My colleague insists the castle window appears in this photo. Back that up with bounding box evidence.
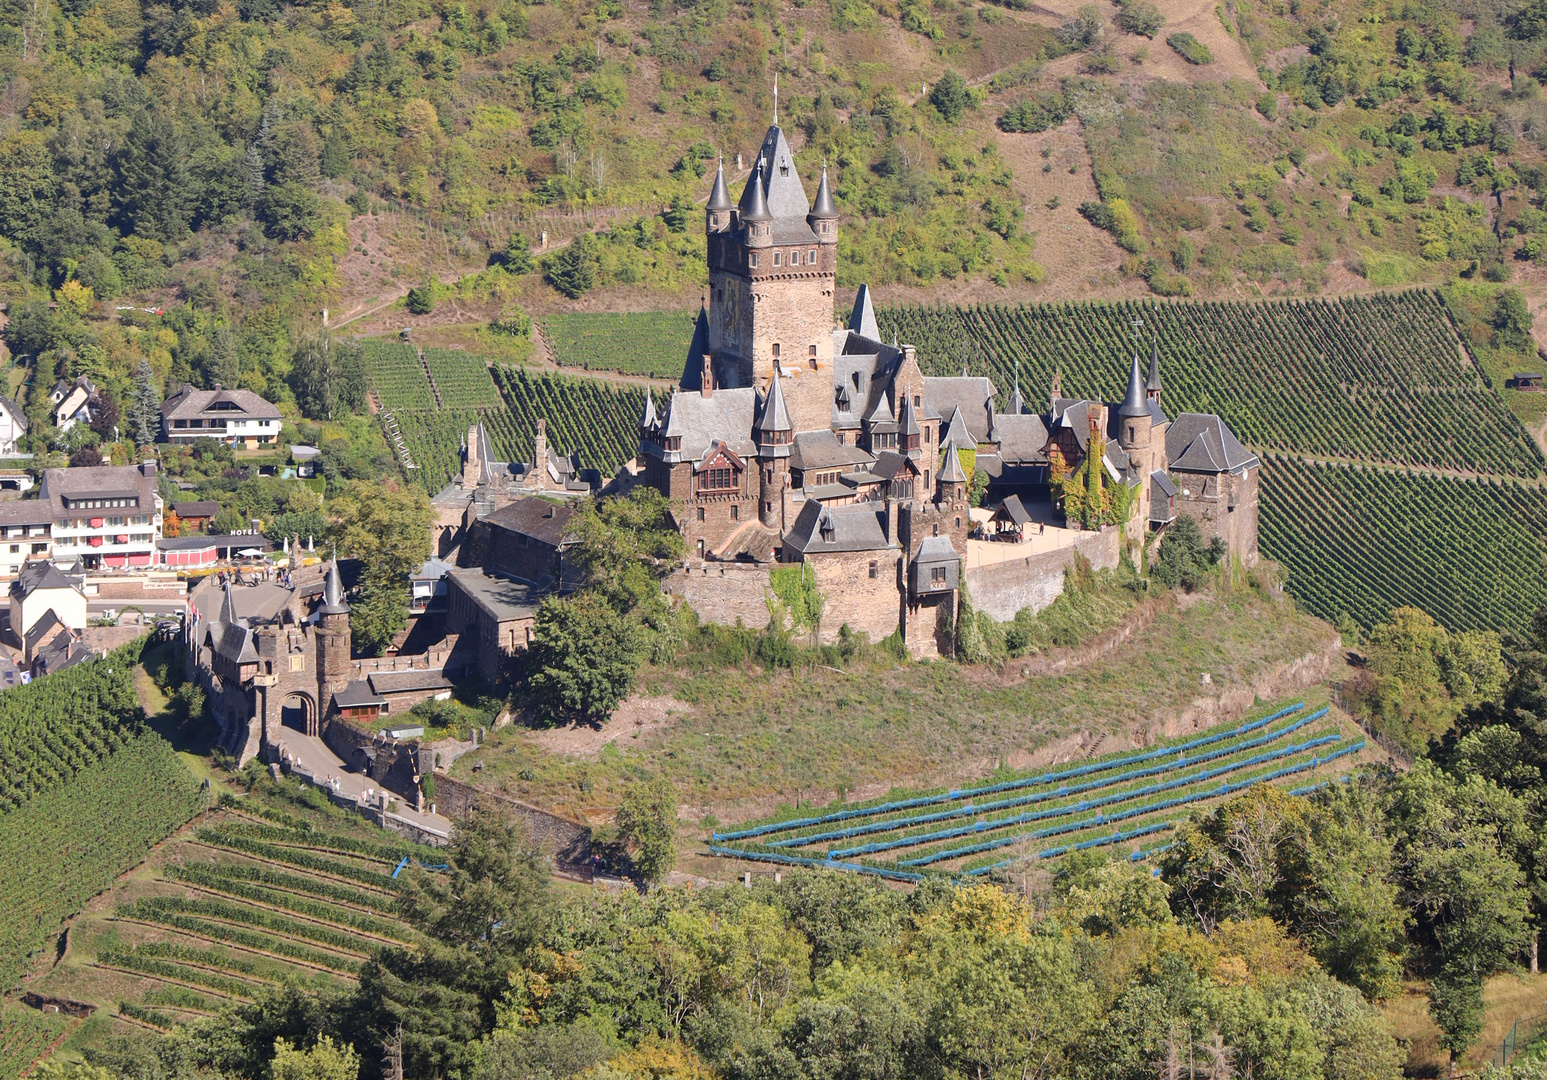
[715,288,723,302]
[697,507,705,522]
[924,427,931,444]
[932,566,946,585]
[772,252,781,266]
[1128,425,1135,442]
[808,250,817,264]
[933,524,939,537]
[731,504,740,521]
[869,561,878,578]
[702,467,734,490]
[809,344,817,357]
[750,253,758,267]
[772,343,781,359]
[955,517,961,528]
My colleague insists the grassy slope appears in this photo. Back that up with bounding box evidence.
[451,585,1340,827]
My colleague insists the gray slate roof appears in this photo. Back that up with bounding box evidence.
[10,561,83,600]
[783,500,895,555]
[995,414,1049,465]
[660,388,758,462]
[484,497,575,547]
[752,125,811,220]
[924,377,996,442]
[42,464,158,512]
[994,494,1033,526]
[789,430,874,472]
[368,670,455,695]
[1166,414,1259,474]
[0,501,55,527]
[914,536,958,565]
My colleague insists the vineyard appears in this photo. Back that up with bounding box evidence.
[874,292,1544,478]
[1260,455,1547,632]
[540,310,696,379]
[389,369,647,494]
[709,702,1365,882]
[0,733,204,992]
[421,348,503,409]
[0,1004,65,1080]
[358,339,435,411]
[17,796,437,1055]
[0,642,142,813]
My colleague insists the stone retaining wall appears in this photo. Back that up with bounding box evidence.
[965,529,1120,622]
[435,774,591,864]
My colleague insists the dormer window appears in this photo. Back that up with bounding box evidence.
[779,156,790,176]
[820,516,835,542]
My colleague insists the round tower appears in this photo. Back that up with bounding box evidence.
[705,156,734,234]
[739,159,772,249]
[315,556,351,729]
[809,165,838,247]
[1117,351,1152,458]
[755,367,792,528]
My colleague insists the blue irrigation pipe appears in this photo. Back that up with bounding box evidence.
[776,708,1330,852]
[711,701,1307,842]
[897,740,1366,868]
[826,729,1340,860]
[705,845,931,883]
[391,856,410,879]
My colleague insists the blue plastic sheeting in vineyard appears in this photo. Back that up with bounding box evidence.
[962,823,1178,876]
[897,740,1366,868]
[711,702,1306,842]
[1131,842,1175,862]
[705,845,931,883]
[828,729,1340,860]
[778,709,1329,852]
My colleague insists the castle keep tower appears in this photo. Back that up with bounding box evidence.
[315,557,351,728]
[705,126,838,398]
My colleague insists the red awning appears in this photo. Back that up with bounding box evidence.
[116,534,129,544]
[89,518,103,528]
[88,536,102,547]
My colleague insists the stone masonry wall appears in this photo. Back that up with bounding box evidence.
[966,529,1120,623]
[806,549,903,645]
[664,561,774,630]
[435,774,591,864]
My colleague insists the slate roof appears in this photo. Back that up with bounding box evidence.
[10,561,83,600]
[789,430,875,472]
[659,388,758,461]
[208,585,259,665]
[751,125,812,221]
[995,414,1049,464]
[157,535,219,551]
[1166,414,1259,474]
[706,159,733,211]
[0,395,27,435]
[0,501,55,527]
[849,284,880,342]
[1118,353,1148,419]
[938,441,969,484]
[42,464,158,511]
[994,494,1034,526]
[24,609,68,653]
[871,451,917,482]
[483,497,575,547]
[446,569,544,623]
[319,560,350,616]
[756,368,792,434]
[368,670,455,695]
[335,680,389,708]
[161,384,280,422]
[783,500,895,555]
[173,501,221,519]
[1150,470,1178,523]
[914,536,958,564]
[923,377,996,441]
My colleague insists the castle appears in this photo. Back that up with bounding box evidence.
[643,123,1260,656]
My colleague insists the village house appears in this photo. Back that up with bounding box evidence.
[160,384,282,448]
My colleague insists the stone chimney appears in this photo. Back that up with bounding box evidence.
[532,418,549,483]
[140,459,157,479]
[700,353,714,398]
[462,427,480,487]
[902,345,916,365]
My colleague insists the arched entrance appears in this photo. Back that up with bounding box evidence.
[280,691,316,736]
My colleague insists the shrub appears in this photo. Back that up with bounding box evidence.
[998,92,1072,133]
[405,283,436,314]
[929,69,972,122]
[1057,4,1105,49]
[1115,0,1163,37]
[1152,514,1225,591]
[1167,31,1213,64]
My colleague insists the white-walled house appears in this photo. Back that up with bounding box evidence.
[160,385,282,449]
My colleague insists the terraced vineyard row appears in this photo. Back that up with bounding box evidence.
[540,310,696,379]
[0,1004,66,1080]
[358,340,434,411]
[1260,454,1547,632]
[0,733,204,991]
[875,291,1544,478]
[421,348,503,409]
[709,703,1365,882]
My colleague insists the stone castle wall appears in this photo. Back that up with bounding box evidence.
[965,529,1120,623]
[664,561,774,630]
[806,549,902,645]
[434,774,592,865]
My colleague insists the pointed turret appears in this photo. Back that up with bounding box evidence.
[756,365,793,441]
[320,554,350,616]
[640,389,657,432]
[1008,367,1024,415]
[739,159,771,222]
[898,392,922,455]
[939,439,969,484]
[849,284,880,342]
[706,155,734,233]
[809,165,838,247]
[220,583,245,628]
[1146,338,1163,403]
[1118,351,1148,419]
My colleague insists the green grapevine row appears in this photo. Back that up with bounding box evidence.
[1260,454,1547,632]
[874,290,1543,478]
[0,734,203,991]
[0,1004,66,1080]
[163,864,413,941]
[0,643,144,812]
[421,348,504,409]
[540,310,697,379]
[359,340,436,410]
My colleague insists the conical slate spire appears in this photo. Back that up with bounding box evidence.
[1146,338,1163,393]
[1008,364,1024,415]
[849,284,880,341]
[938,438,969,483]
[757,365,792,435]
[811,166,837,219]
[640,390,657,431]
[706,156,733,211]
[739,159,771,222]
[898,392,921,438]
[320,553,350,616]
[1118,351,1149,419]
[221,583,245,627]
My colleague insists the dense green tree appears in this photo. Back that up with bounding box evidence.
[115,111,193,241]
[565,487,686,608]
[0,131,58,249]
[291,334,366,421]
[270,1035,358,1080]
[131,359,160,447]
[1493,288,1535,352]
[546,235,596,299]
[1152,513,1226,591]
[929,69,972,123]
[527,591,642,724]
[614,778,679,885]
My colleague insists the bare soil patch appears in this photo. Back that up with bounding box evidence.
[524,694,691,758]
